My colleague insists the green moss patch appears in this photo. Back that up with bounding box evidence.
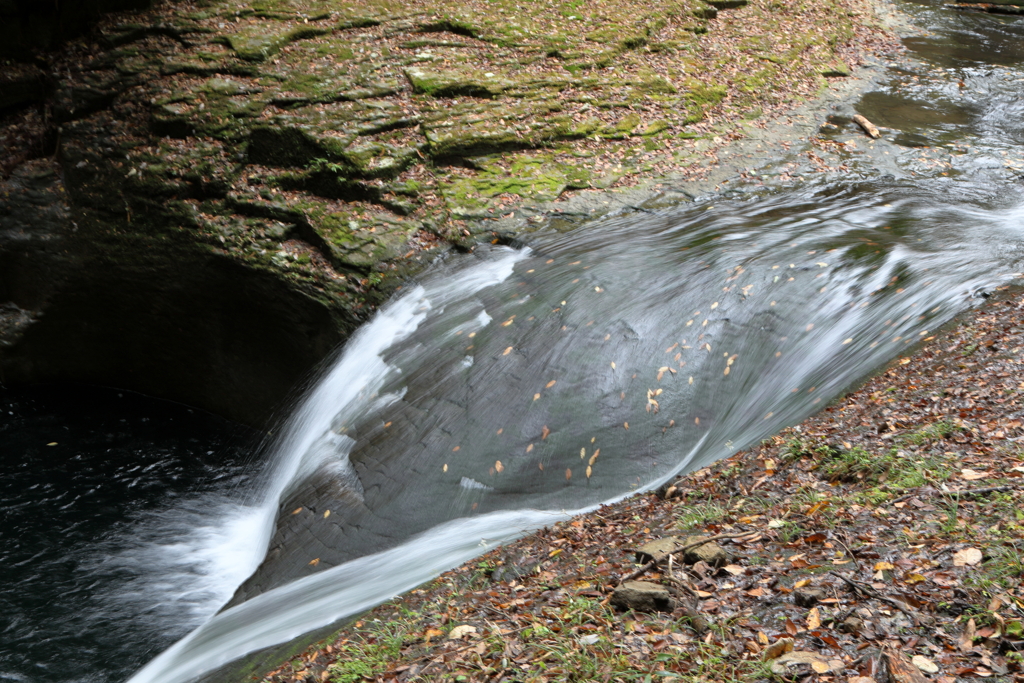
[225,25,331,61]
[440,152,593,216]
[404,65,512,98]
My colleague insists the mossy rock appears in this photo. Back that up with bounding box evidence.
[415,16,484,40]
[247,102,423,177]
[425,121,527,158]
[202,77,261,96]
[421,100,566,157]
[337,15,383,29]
[820,60,851,77]
[310,209,421,268]
[586,27,647,50]
[249,125,353,168]
[687,81,728,107]
[225,25,331,61]
[594,112,641,139]
[404,66,512,98]
[440,152,593,214]
[640,119,672,136]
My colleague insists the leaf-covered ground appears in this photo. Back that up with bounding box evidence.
[263,289,1024,682]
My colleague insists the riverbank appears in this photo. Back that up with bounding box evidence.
[0,0,900,424]
[261,290,1024,683]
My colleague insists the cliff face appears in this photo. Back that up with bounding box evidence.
[0,0,153,58]
[0,0,871,422]
[0,158,357,425]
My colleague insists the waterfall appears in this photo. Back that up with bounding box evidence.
[126,180,1024,683]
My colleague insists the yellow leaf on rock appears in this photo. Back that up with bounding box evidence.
[811,661,830,674]
[495,460,504,473]
[323,510,331,519]
[794,579,810,588]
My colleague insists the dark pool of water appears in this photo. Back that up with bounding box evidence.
[0,385,259,683]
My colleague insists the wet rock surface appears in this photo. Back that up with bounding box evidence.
[263,292,1024,683]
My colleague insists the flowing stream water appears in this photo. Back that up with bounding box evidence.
[3,0,1024,681]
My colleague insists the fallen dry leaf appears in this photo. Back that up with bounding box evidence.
[448,624,477,639]
[886,651,930,683]
[953,547,983,566]
[960,618,977,652]
[770,651,840,675]
[762,637,794,660]
[912,655,939,674]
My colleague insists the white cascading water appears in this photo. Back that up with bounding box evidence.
[127,247,536,683]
